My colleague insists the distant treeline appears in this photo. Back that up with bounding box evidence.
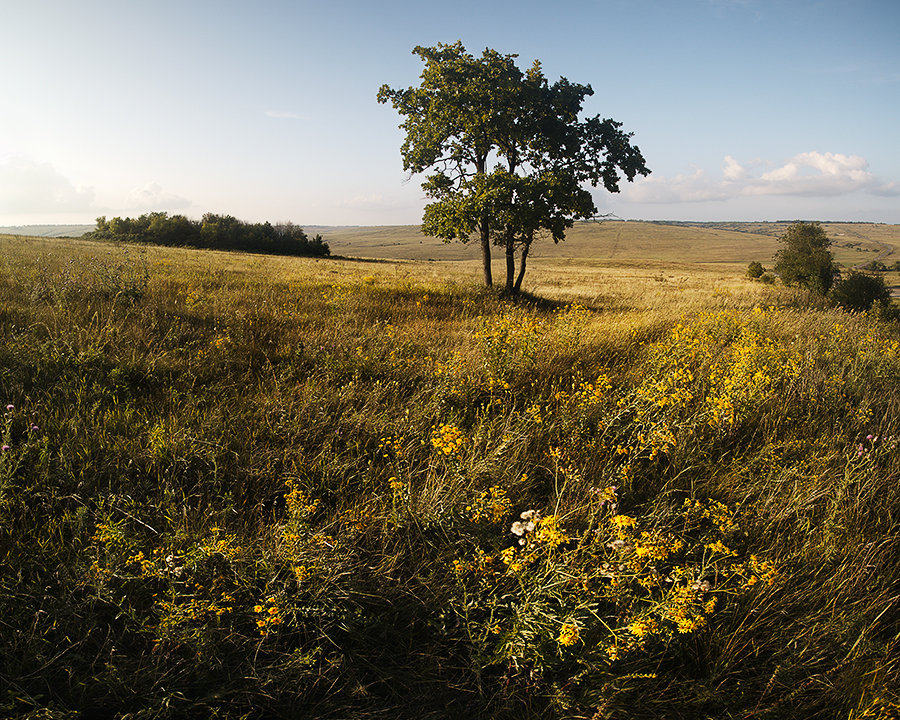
[88,212,330,257]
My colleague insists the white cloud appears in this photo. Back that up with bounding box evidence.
[128,182,191,211]
[626,151,900,203]
[0,155,95,214]
[750,152,874,196]
[626,167,731,203]
[722,155,748,182]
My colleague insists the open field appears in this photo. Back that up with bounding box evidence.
[5,219,896,276]
[1,233,900,718]
[310,220,899,268]
[310,220,900,294]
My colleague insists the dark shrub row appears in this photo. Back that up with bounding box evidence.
[90,212,330,257]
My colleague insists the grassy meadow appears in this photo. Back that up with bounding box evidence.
[1,231,900,719]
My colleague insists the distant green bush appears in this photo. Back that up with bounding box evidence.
[830,271,891,312]
[759,272,776,284]
[89,212,330,257]
[747,261,764,279]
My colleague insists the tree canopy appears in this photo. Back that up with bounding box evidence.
[378,42,650,293]
[773,221,836,295]
[89,213,329,257]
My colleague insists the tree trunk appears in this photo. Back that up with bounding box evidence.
[480,215,492,287]
[504,229,516,294]
[476,155,492,287]
[513,241,530,294]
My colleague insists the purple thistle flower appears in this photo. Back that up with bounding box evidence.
[1,445,9,452]
[4,404,13,411]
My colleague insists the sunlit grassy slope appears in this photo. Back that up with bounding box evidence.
[312,220,898,269]
[1,233,899,719]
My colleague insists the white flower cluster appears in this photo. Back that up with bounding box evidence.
[511,509,540,545]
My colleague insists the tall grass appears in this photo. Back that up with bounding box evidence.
[1,236,898,719]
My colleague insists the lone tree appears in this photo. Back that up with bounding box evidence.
[378,42,650,293]
[774,221,836,295]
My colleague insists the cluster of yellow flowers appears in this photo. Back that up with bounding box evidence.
[557,621,580,647]
[730,555,778,588]
[634,530,684,561]
[429,350,467,385]
[126,549,161,578]
[378,435,405,460]
[284,478,319,518]
[610,514,637,535]
[320,282,349,308]
[340,506,377,534]
[184,285,202,309]
[683,498,740,534]
[451,483,778,675]
[524,403,544,424]
[474,311,543,379]
[705,539,738,557]
[534,515,569,550]
[500,511,571,574]
[152,579,237,643]
[466,485,512,524]
[200,527,243,561]
[431,423,465,456]
[254,597,282,636]
[636,423,677,461]
[637,308,805,428]
[572,374,614,410]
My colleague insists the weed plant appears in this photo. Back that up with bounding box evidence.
[0,237,899,719]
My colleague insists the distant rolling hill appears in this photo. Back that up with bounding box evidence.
[3,221,896,269]
[310,220,898,268]
[0,224,94,237]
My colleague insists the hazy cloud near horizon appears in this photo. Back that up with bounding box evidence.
[128,183,192,212]
[0,155,196,222]
[626,151,900,205]
[0,156,95,215]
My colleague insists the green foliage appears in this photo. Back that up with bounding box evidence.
[91,212,329,257]
[830,271,892,313]
[774,221,836,294]
[378,42,649,293]
[747,260,764,278]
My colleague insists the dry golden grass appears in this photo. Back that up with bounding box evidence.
[2,230,900,719]
[307,220,899,268]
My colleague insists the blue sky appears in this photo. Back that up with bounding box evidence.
[2,0,898,227]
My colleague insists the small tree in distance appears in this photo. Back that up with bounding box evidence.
[747,261,764,279]
[378,42,650,294]
[774,221,836,295]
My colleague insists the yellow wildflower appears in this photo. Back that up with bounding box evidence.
[558,622,580,647]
